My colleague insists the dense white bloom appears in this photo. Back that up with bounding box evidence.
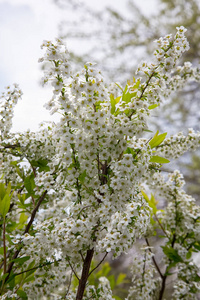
[1,27,200,299]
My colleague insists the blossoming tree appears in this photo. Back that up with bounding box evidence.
[0,27,200,299]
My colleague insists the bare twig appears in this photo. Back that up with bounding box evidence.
[65,270,73,299]
[66,256,80,281]
[154,214,170,239]
[5,190,47,281]
[145,238,163,279]
[88,252,108,277]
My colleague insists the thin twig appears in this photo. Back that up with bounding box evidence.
[66,256,80,281]
[12,260,56,277]
[88,252,108,277]
[77,205,93,217]
[154,214,170,239]
[145,238,163,279]
[79,251,84,262]
[65,270,73,299]
[24,190,47,234]
[5,190,47,281]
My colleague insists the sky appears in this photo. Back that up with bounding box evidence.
[0,0,157,132]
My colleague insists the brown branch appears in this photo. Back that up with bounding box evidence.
[154,214,170,239]
[24,190,47,234]
[66,256,80,281]
[77,205,93,217]
[145,238,163,279]
[79,251,84,262]
[76,249,94,300]
[129,70,156,119]
[2,143,20,149]
[158,274,167,300]
[3,219,7,275]
[5,190,47,281]
[12,260,55,277]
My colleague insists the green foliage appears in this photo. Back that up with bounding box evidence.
[0,182,12,218]
[149,131,167,149]
[149,155,170,164]
[162,246,184,264]
[24,174,35,196]
[110,94,121,115]
[30,158,50,172]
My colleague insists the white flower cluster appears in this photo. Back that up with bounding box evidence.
[135,26,199,108]
[148,170,200,237]
[0,84,22,138]
[86,277,114,300]
[126,247,161,300]
[173,263,200,299]
[156,128,200,159]
[147,170,200,298]
[1,26,200,299]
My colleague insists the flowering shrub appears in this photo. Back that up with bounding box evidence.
[0,27,200,300]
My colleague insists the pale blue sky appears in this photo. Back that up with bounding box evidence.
[0,0,157,132]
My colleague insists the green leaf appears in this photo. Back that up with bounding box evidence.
[116,273,127,285]
[141,190,149,202]
[186,251,192,259]
[193,274,200,282]
[6,221,18,232]
[18,193,26,206]
[162,246,184,263]
[110,94,121,114]
[6,182,12,195]
[193,243,200,251]
[31,158,50,172]
[0,194,10,218]
[149,156,170,164]
[108,274,115,289]
[96,262,111,278]
[24,174,35,194]
[124,147,136,156]
[0,182,6,200]
[148,104,159,110]
[149,131,167,148]
[115,83,123,91]
[17,289,28,299]
[113,296,123,300]
[150,194,158,214]
[0,246,7,255]
[6,273,18,284]
[78,170,87,183]
[1,273,9,281]
[122,84,137,104]
[18,213,28,229]
[141,191,158,225]
[24,275,35,284]
[9,256,30,265]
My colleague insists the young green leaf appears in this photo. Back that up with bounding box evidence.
[149,156,170,164]
[0,194,11,218]
[162,246,184,263]
[116,273,127,286]
[17,289,28,299]
[148,104,159,110]
[149,131,167,148]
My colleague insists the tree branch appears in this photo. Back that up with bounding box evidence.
[66,256,80,281]
[145,238,163,279]
[76,249,94,300]
[5,190,47,282]
[88,252,108,277]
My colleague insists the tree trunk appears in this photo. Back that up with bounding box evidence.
[76,248,94,300]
